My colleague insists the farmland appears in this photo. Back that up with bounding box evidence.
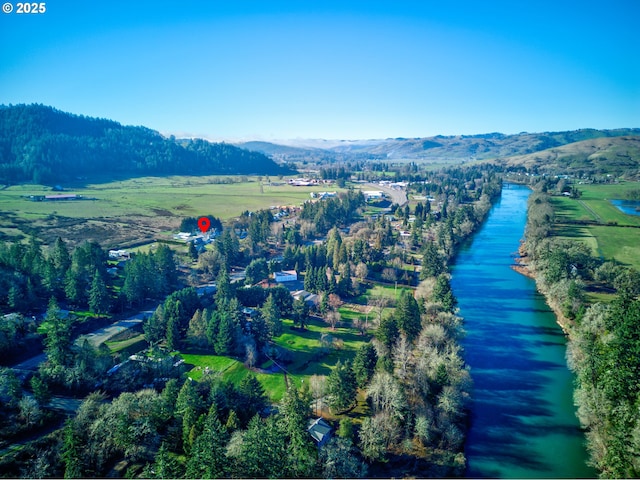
[0,176,346,248]
[549,181,640,270]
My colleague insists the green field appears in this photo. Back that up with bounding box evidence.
[550,182,640,269]
[180,314,370,402]
[0,175,348,247]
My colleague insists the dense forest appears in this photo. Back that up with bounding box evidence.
[0,104,294,184]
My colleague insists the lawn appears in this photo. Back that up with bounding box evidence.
[179,315,370,402]
[106,334,148,355]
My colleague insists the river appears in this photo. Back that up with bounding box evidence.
[450,184,596,478]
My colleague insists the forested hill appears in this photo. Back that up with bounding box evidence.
[0,104,294,184]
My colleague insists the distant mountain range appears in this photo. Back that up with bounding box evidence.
[237,129,640,165]
[0,104,294,184]
[236,128,640,177]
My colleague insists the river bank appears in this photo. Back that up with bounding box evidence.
[451,183,594,478]
[511,245,573,334]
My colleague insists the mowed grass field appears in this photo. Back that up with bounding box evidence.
[550,182,640,269]
[0,175,346,247]
[180,311,371,402]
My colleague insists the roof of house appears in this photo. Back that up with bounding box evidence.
[308,418,332,444]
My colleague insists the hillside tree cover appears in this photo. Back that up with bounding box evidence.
[0,104,294,184]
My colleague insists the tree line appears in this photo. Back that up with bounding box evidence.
[523,182,640,477]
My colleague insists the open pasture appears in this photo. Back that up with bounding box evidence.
[550,182,640,269]
[0,175,345,247]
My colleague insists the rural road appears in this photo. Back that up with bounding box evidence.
[76,312,152,348]
[11,282,223,373]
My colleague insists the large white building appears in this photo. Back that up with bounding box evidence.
[274,270,298,283]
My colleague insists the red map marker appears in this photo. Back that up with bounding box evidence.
[197,217,211,233]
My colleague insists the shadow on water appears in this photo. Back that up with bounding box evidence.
[452,185,595,479]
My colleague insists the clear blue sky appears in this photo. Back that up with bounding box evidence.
[1,0,638,140]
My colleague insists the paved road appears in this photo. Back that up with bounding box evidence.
[366,183,408,206]
[12,282,225,373]
[76,314,150,348]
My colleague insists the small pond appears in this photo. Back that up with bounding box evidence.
[611,199,640,217]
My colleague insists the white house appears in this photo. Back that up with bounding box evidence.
[274,270,298,283]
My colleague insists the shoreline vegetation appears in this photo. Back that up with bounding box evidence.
[516,179,640,478]
[512,244,573,334]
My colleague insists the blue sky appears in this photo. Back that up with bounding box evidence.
[1,0,638,140]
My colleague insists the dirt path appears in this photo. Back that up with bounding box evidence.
[578,200,603,223]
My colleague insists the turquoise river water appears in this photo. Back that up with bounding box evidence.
[450,184,596,478]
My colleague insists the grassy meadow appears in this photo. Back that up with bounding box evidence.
[550,182,640,270]
[0,175,346,247]
[179,294,379,403]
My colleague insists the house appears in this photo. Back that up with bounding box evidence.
[308,418,332,447]
[292,290,319,306]
[274,270,297,283]
[242,307,258,318]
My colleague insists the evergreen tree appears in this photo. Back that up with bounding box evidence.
[155,244,177,294]
[279,385,317,477]
[237,374,267,425]
[245,258,268,285]
[166,315,181,351]
[420,241,445,279]
[144,305,166,345]
[304,267,315,292]
[187,309,208,347]
[215,265,233,304]
[61,420,83,479]
[327,360,357,413]
[88,270,110,314]
[432,274,457,312]
[260,293,282,338]
[30,375,51,405]
[187,241,198,261]
[43,297,73,367]
[206,309,221,352]
[185,405,229,479]
[64,268,85,306]
[376,315,399,352]
[50,236,71,287]
[338,262,352,297]
[394,289,421,342]
[230,415,287,478]
[148,442,184,479]
[214,312,235,356]
[292,297,310,329]
[352,343,378,388]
